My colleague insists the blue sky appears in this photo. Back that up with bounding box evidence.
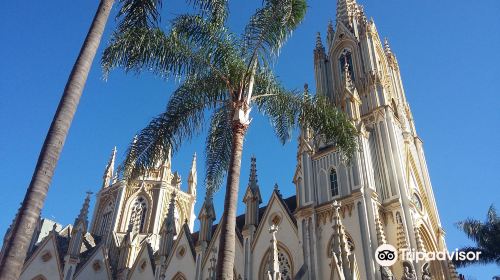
[1,0,499,278]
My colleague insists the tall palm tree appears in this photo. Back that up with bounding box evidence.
[454,205,500,268]
[0,1,116,279]
[102,0,358,278]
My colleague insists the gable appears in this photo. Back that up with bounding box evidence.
[20,235,63,280]
[252,193,298,251]
[163,226,196,280]
[128,244,155,280]
[74,246,112,280]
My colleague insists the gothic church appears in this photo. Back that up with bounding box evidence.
[3,0,460,279]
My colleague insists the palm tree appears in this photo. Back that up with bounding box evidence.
[454,205,500,268]
[0,1,116,279]
[102,0,358,278]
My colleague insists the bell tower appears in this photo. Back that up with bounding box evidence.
[295,0,457,279]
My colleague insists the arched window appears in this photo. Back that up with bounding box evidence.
[259,246,293,280]
[99,201,114,236]
[330,169,339,197]
[32,275,47,280]
[129,196,148,232]
[339,49,355,80]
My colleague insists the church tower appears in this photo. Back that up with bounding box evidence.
[88,146,197,274]
[295,0,458,279]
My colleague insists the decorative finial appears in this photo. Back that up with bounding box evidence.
[274,183,282,197]
[303,83,309,95]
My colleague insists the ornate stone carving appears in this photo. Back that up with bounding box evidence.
[401,261,417,280]
[380,266,394,280]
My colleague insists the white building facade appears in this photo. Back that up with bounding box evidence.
[6,0,460,279]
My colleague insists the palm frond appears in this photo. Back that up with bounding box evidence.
[102,27,207,78]
[487,205,498,224]
[253,72,358,160]
[301,95,358,161]
[243,0,306,65]
[116,0,163,31]
[122,73,228,179]
[456,218,484,245]
[205,104,233,193]
[188,0,228,26]
[171,14,242,82]
[253,70,301,144]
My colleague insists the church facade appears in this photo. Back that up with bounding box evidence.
[5,0,460,279]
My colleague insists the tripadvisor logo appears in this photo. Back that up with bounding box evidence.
[375,244,482,266]
[375,244,398,266]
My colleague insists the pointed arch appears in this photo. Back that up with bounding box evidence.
[258,242,294,280]
[417,224,445,280]
[31,275,47,280]
[326,231,355,257]
[120,189,153,232]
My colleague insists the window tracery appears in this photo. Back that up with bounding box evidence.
[129,196,148,232]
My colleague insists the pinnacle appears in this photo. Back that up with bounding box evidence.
[248,156,258,189]
[315,32,324,50]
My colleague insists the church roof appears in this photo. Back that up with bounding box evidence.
[192,195,298,244]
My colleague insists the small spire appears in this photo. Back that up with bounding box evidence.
[74,192,92,227]
[102,147,117,188]
[188,153,197,195]
[165,192,177,234]
[327,20,335,46]
[315,32,324,50]
[331,200,352,279]
[249,156,258,190]
[303,83,309,96]
[328,20,334,34]
[267,225,281,280]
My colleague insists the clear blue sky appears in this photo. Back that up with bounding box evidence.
[1,0,498,278]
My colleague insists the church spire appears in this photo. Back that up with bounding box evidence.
[74,191,92,229]
[243,156,262,228]
[327,20,335,47]
[159,192,177,257]
[198,193,216,245]
[102,147,116,188]
[188,153,197,196]
[63,192,92,279]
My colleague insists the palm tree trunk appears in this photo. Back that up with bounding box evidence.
[0,1,114,279]
[216,121,248,279]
